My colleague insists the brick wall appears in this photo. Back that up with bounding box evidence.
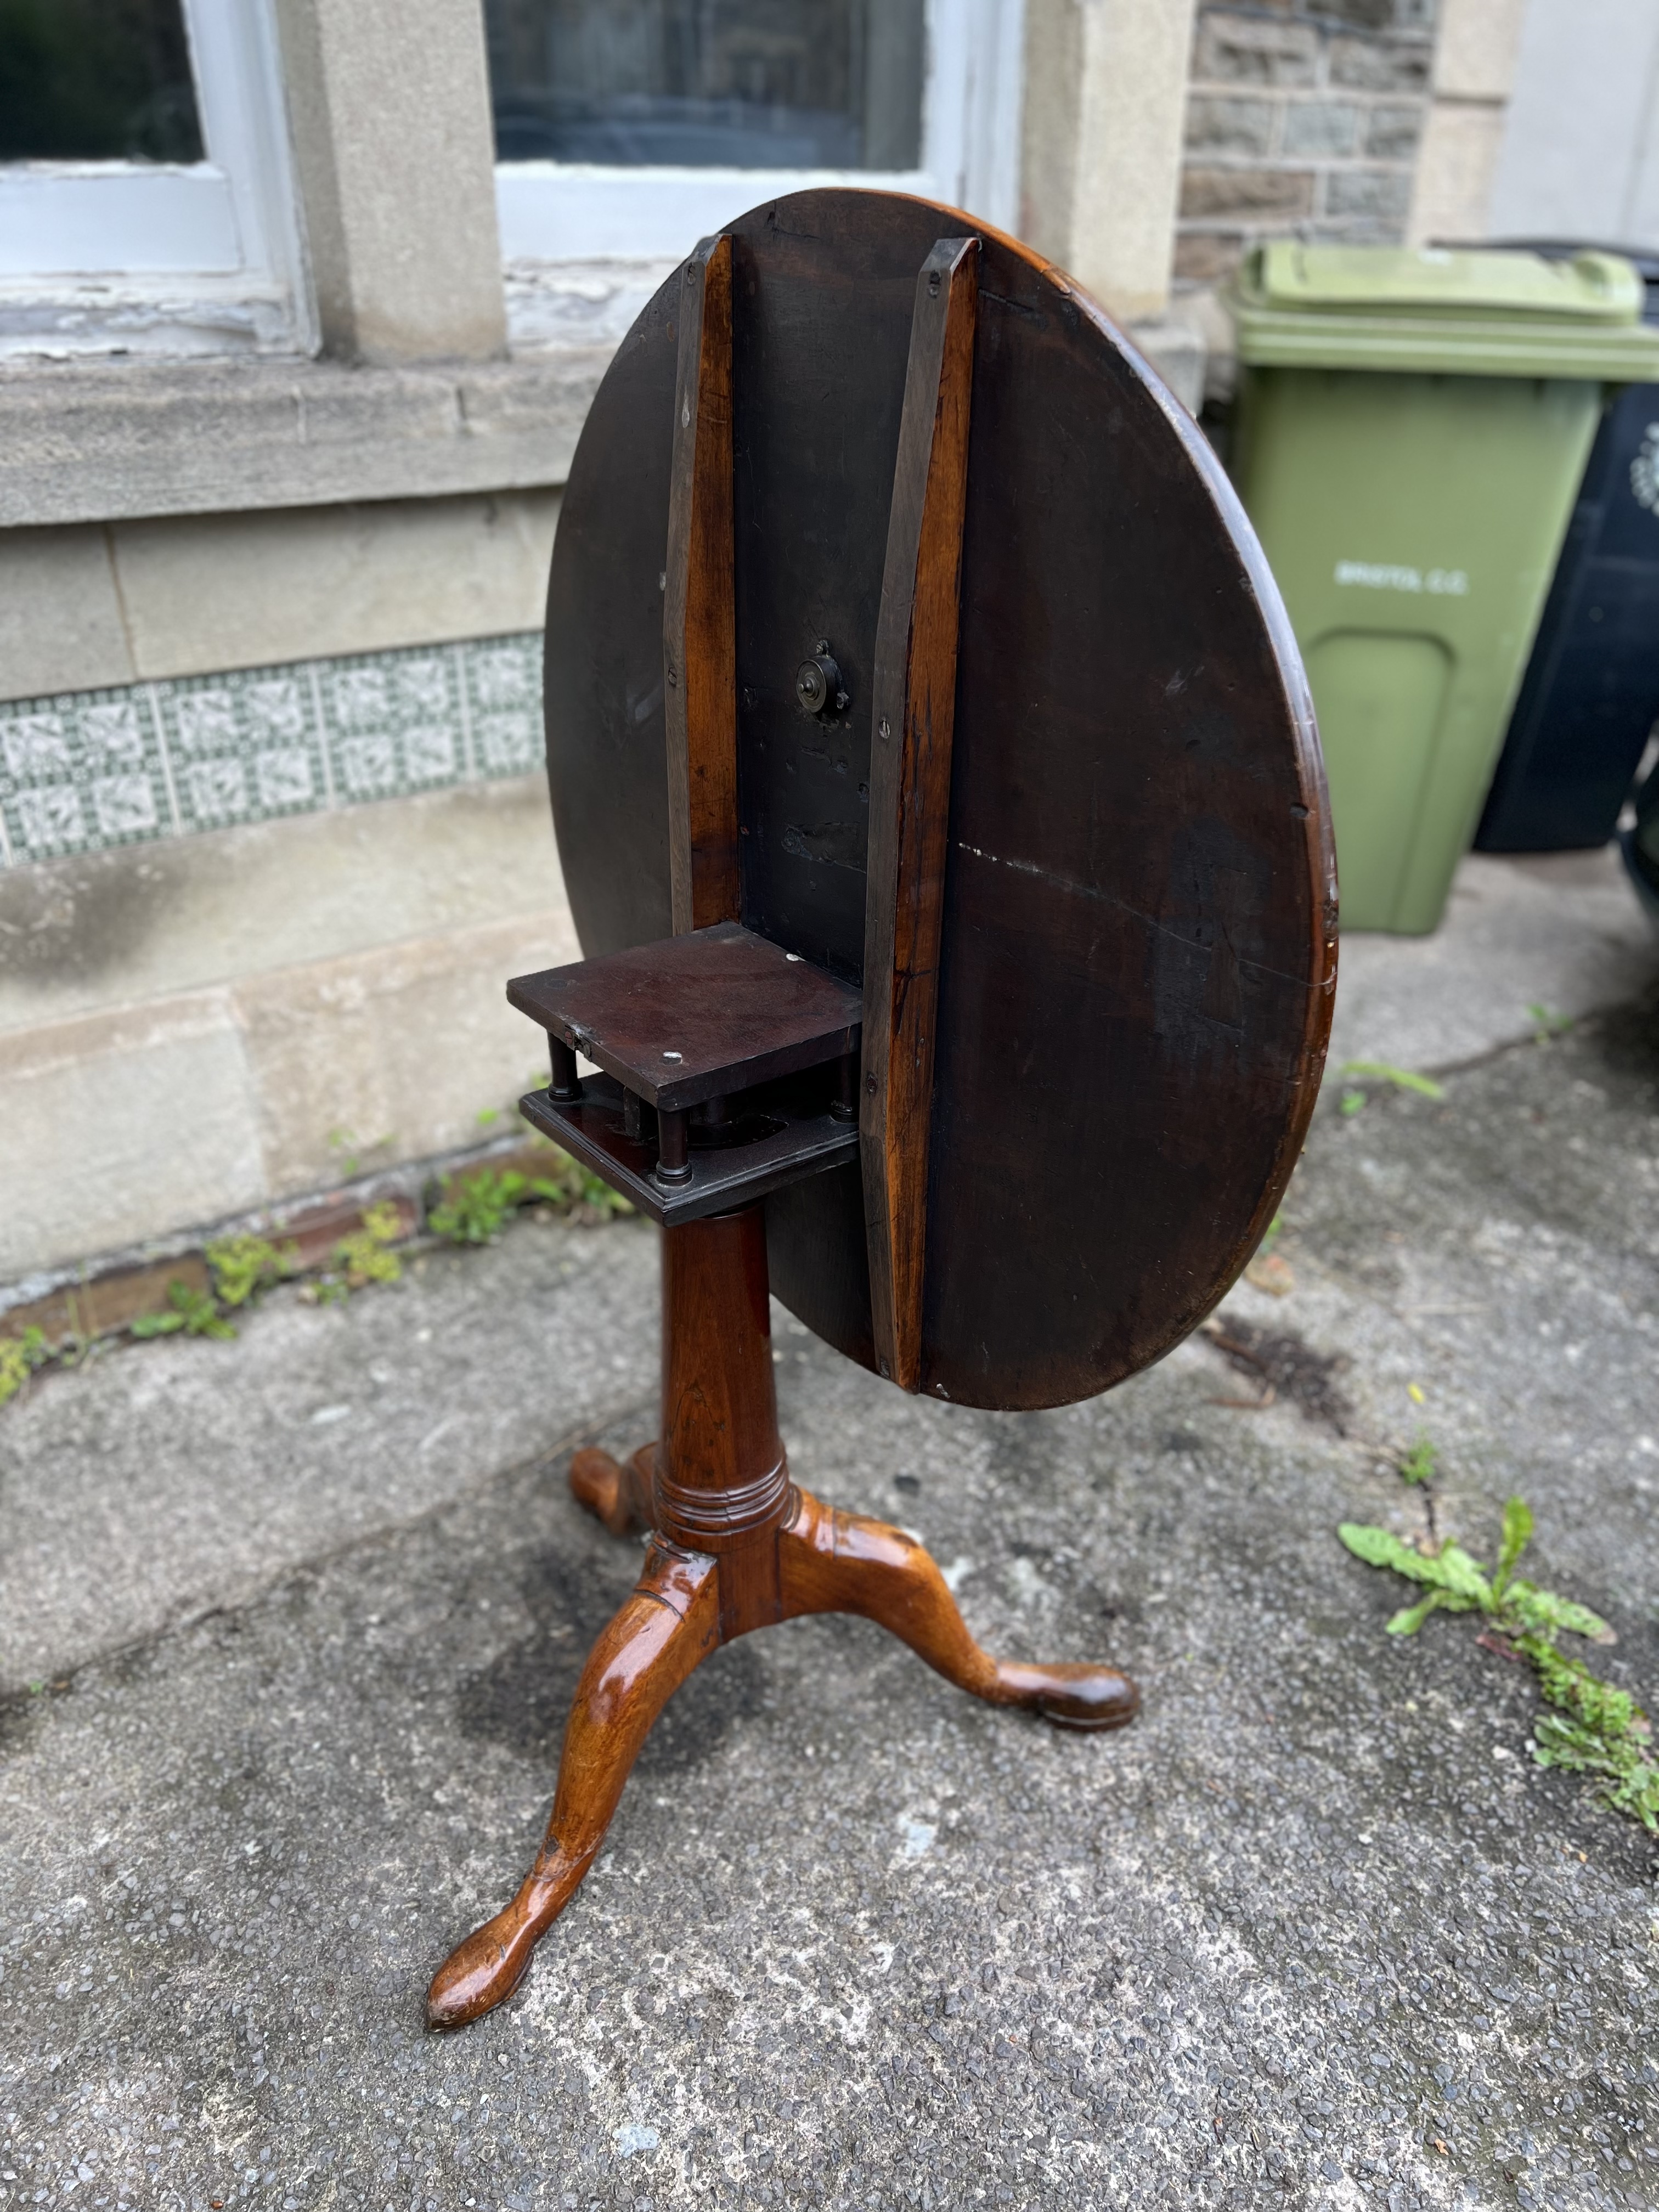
[1177,3,1440,290]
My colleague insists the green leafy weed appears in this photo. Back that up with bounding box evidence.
[1339,1060,1447,1101]
[1339,1498,1658,1831]
[427,1153,630,1246]
[132,1281,238,1341]
[0,1325,51,1407]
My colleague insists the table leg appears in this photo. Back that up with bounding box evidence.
[426,1539,719,2030]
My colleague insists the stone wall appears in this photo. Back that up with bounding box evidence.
[0,620,578,1283]
[1177,2,1441,291]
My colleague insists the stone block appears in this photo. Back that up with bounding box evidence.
[1184,94,1276,157]
[1174,232,1247,286]
[1019,0,1086,276]
[1282,100,1362,158]
[1181,167,1317,221]
[1024,0,1199,323]
[0,356,605,534]
[0,774,582,1275]
[0,776,563,1036]
[0,527,136,704]
[1192,14,1318,88]
[1408,100,1508,246]
[1312,0,1423,29]
[0,994,267,1279]
[273,0,505,362]
[234,908,581,1201]
[1325,168,1414,222]
[1329,35,1434,91]
[1432,0,1526,100]
[1365,103,1425,159]
[108,492,561,681]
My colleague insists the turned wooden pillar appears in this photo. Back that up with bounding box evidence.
[652,1205,793,1641]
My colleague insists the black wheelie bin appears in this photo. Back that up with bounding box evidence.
[1476,244,1659,851]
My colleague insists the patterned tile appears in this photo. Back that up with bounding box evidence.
[0,691,175,864]
[156,667,329,837]
[462,635,544,780]
[0,633,546,870]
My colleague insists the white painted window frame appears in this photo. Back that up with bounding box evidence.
[0,0,314,359]
[496,0,1025,268]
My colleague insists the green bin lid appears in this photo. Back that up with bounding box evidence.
[1233,242,1659,378]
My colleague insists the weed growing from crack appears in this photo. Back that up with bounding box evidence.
[2,1138,631,1413]
[132,1281,236,1341]
[1398,1433,1437,1486]
[1395,1426,1441,1540]
[313,1201,405,1303]
[205,1234,300,1310]
[1527,1002,1573,1042]
[1342,1060,1446,1098]
[131,1234,305,1342]
[428,1154,631,1245]
[1338,1062,1447,1118]
[428,1168,548,1245]
[1340,1498,1659,1832]
[0,1325,50,1407]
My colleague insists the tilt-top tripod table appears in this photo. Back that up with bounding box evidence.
[426,190,1336,2030]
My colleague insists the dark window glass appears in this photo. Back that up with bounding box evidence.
[0,0,204,163]
[483,0,924,170]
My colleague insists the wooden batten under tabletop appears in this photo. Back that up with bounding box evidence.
[664,231,741,936]
[860,235,979,1393]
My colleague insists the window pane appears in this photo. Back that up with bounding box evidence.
[0,0,204,164]
[484,0,924,170]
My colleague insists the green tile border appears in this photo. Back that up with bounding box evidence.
[0,632,544,869]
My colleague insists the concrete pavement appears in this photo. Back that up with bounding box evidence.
[2,857,1657,2212]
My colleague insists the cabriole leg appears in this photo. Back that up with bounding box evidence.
[567,1443,656,1539]
[778,1488,1138,1731]
[426,1542,719,2030]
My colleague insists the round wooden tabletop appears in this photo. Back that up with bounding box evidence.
[544,188,1336,1412]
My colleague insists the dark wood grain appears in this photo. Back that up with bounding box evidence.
[543,304,675,956]
[509,922,861,1109]
[861,236,978,1392]
[427,1202,1137,2029]
[543,188,1336,1412]
[664,232,740,934]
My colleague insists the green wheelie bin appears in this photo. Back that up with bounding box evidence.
[1231,243,1659,933]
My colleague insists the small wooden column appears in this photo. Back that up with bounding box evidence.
[664,232,741,935]
[860,236,979,1391]
[654,1206,791,1644]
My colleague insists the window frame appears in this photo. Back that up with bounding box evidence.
[494,0,1026,268]
[0,0,314,359]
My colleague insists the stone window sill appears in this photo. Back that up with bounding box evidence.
[0,344,614,531]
